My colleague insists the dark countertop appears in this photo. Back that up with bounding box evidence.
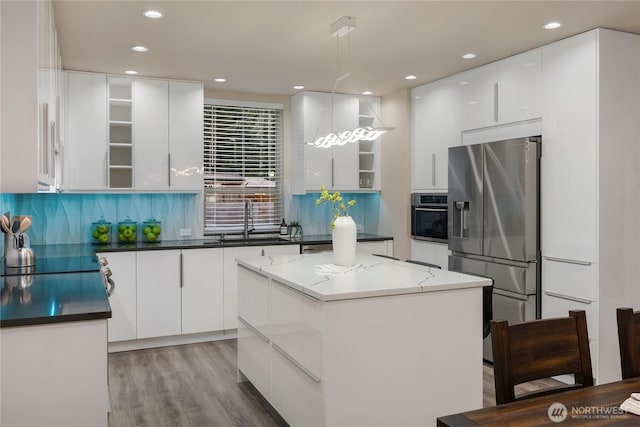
[0,233,391,328]
[0,271,112,328]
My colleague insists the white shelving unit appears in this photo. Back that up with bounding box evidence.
[107,77,133,188]
[357,97,380,190]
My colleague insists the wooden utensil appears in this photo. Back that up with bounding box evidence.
[10,216,20,234]
[19,216,31,234]
[0,215,10,234]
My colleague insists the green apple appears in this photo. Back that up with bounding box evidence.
[143,226,151,235]
[92,230,100,239]
[118,233,126,242]
[123,228,133,238]
[97,224,109,234]
[118,224,126,232]
[146,232,157,242]
[152,225,161,235]
[99,234,109,243]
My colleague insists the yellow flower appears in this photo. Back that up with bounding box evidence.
[315,185,356,228]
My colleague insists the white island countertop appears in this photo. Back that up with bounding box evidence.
[236,252,491,301]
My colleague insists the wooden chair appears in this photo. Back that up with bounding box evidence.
[617,307,640,379]
[404,259,441,269]
[491,310,594,405]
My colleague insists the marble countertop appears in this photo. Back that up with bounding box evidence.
[236,252,491,301]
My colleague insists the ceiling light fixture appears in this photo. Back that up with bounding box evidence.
[293,85,305,90]
[307,16,394,149]
[131,45,148,52]
[144,10,163,18]
[214,78,227,83]
[544,21,562,30]
[124,70,138,75]
[462,53,477,59]
[362,91,373,95]
[405,75,417,80]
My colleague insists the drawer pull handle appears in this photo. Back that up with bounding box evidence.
[237,316,269,343]
[543,256,592,266]
[544,291,592,304]
[272,342,321,383]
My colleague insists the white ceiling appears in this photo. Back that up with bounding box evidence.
[53,1,640,97]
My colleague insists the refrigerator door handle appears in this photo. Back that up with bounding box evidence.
[453,201,470,238]
[543,291,592,305]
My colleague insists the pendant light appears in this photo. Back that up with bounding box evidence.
[307,16,394,148]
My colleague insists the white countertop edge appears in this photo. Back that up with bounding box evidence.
[236,254,492,302]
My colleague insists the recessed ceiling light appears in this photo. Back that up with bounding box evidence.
[144,10,163,18]
[544,21,562,30]
[462,53,477,59]
[131,45,148,52]
[459,81,470,85]
[214,78,227,83]
[405,75,417,80]
[293,85,305,90]
[362,91,373,95]
[124,70,138,75]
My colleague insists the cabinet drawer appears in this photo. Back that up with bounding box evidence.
[542,291,597,341]
[542,257,596,301]
[237,266,269,333]
[271,343,324,427]
[269,280,324,379]
[237,317,271,400]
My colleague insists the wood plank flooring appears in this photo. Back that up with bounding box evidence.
[108,339,562,426]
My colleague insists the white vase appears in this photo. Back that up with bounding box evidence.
[332,215,357,266]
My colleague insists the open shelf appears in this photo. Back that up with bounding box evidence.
[108,77,133,188]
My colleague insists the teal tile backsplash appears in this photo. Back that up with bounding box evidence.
[1,193,203,245]
[1,191,383,246]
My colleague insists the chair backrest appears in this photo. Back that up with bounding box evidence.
[491,310,593,405]
[617,307,640,379]
[405,259,441,269]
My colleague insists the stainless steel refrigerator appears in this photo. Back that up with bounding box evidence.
[448,136,541,362]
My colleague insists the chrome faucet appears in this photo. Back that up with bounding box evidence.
[244,199,255,239]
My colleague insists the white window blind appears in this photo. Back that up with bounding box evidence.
[203,101,283,235]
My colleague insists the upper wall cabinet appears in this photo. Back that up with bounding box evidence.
[65,72,203,192]
[290,91,381,194]
[412,75,461,191]
[457,49,541,131]
[1,0,62,193]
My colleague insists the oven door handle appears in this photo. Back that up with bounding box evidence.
[414,207,447,212]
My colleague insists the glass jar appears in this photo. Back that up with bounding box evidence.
[116,218,138,243]
[142,218,162,243]
[90,218,112,245]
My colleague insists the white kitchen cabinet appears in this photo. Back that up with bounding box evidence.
[237,318,272,399]
[356,240,393,257]
[133,78,169,189]
[181,248,224,334]
[357,96,382,190]
[223,246,263,330]
[65,72,108,190]
[64,73,203,191]
[136,250,182,339]
[458,63,498,131]
[411,75,460,191]
[410,240,449,270]
[168,81,204,191]
[497,48,541,124]
[224,244,300,330]
[98,251,137,342]
[1,0,62,192]
[539,29,640,385]
[292,91,376,193]
[541,31,597,263]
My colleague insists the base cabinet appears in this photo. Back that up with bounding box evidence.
[182,248,224,334]
[98,251,137,342]
[237,264,483,427]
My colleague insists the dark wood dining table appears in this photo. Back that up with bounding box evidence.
[437,377,640,426]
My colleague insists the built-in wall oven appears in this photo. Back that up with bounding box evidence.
[410,193,448,243]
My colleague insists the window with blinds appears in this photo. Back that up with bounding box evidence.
[203,100,283,235]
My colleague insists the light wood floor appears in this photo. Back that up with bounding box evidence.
[108,339,561,426]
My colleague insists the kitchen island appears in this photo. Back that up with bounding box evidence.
[236,252,491,427]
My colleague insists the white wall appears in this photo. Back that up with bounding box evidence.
[380,89,412,260]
